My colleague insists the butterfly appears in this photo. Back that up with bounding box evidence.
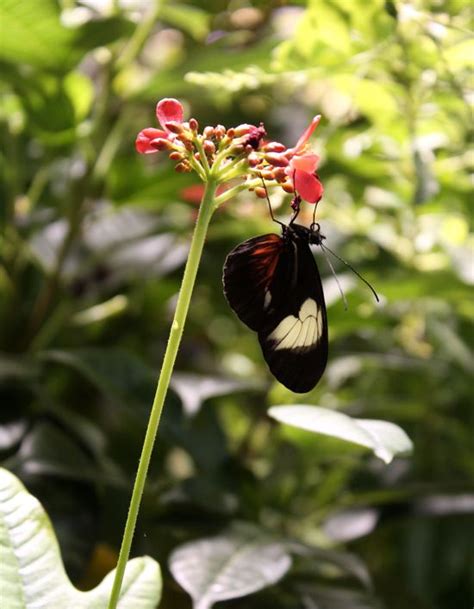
[223,217,330,393]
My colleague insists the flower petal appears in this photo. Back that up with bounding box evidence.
[290,153,320,173]
[156,98,184,129]
[294,170,324,203]
[294,115,321,152]
[135,128,168,154]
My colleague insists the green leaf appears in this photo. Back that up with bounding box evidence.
[0,467,162,609]
[169,524,292,609]
[268,406,413,464]
[161,3,210,41]
[170,372,255,416]
[0,0,73,71]
[40,348,157,409]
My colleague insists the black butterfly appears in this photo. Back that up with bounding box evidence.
[223,218,329,393]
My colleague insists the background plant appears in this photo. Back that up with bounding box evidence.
[0,1,472,609]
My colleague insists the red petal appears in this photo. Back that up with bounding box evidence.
[294,115,321,152]
[156,98,184,129]
[294,170,324,203]
[135,128,168,154]
[291,153,320,173]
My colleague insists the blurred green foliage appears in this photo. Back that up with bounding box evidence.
[0,1,472,608]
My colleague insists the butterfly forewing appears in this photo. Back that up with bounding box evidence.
[223,233,286,331]
[223,224,328,393]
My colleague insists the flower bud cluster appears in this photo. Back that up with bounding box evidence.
[245,115,324,204]
[136,99,268,177]
[136,98,324,205]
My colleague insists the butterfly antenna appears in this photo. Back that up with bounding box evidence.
[258,174,284,227]
[320,243,380,303]
[319,245,348,310]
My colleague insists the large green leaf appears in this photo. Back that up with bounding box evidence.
[169,524,292,609]
[160,3,210,41]
[0,0,134,73]
[268,406,413,464]
[0,468,162,609]
[0,0,73,71]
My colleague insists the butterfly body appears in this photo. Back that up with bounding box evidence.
[223,223,328,393]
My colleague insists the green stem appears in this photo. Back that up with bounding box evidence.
[215,157,249,183]
[194,137,211,176]
[214,178,261,208]
[115,0,163,72]
[107,179,218,609]
[92,113,128,183]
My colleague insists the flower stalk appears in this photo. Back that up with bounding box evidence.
[109,97,325,608]
[106,178,217,609]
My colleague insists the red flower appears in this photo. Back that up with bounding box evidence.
[290,115,321,155]
[286,115,324,204]
[135,98,184,154]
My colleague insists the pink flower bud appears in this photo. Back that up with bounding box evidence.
[214,125,226,139]
[265,153,289,167]
[151,138,173,151]
[282,181,295,194]
[260,169,275,180]
[264,141,286,153]
[274,167,287,182]
[248,152,260,167]
[175,161,191,173]
[236,124,266,149]
[203,140,216,155]
[189,118,199,132]
[165,121,185,134]
[255,187,268,198]
[234,124,254,136]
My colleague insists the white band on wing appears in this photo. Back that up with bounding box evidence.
[269,298,322,350]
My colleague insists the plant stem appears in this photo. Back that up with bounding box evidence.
[214,178,261,207]
[107,179,218,609]
[115,0,163,72]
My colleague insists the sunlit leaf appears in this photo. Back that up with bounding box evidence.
[0,0,73,70]
[0,420,28,452]
[323,507,379,542]
[169,524,292,609]
[268,406,413,464]
[161,3,210,41]
[0,467,161,609]
[170,372,254,416]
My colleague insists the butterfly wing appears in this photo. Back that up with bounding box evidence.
[223,233,288,331]
[258,236,328,393]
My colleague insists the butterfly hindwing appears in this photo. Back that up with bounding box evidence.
[258,231,328,393]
